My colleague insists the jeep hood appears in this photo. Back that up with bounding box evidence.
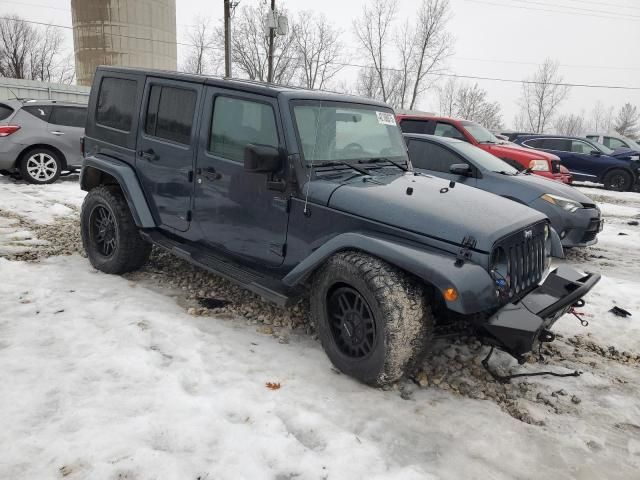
[483,143,559,161]
[313,173,546,252]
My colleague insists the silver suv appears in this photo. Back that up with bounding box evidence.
[0,99,87,184]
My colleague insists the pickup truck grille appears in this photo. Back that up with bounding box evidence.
[491,222,547,300]
[551,159,561,173]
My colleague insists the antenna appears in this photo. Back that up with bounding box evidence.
[8,88,18,100]
[302,101,323,216]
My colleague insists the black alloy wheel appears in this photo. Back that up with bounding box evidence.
[327,286,376,359]
[89,204,118,257]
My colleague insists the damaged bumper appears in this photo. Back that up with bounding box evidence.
[483,265,601,360]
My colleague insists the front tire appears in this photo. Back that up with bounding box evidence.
[81,185,151,274]
[602,169,632,191]
[20,148,62,184]
[311,251,433,386]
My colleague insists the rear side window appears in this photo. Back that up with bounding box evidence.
[542,138,571,151]
[50,106,87,128]
[399,119,430,134]
[407,139,463,173]
[96,77,137,132]
[209,96,278,162]
[434,122,466,141]
[0,103,14,120]
[522,139,545,149]
[145,85,197,145]
[22,105,52,122]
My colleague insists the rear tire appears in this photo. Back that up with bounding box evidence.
[602,169,632,191]
[81,185,151,274]
[20,148,62,184]
[311,251,433,387]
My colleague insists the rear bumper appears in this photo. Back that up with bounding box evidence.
[482,265,600,360]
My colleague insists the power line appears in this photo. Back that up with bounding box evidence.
[545,0,640,11]
[0,16,639,91]
[501,0,640,19]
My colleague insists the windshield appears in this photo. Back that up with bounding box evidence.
[292,101,408,164]
[462,121,499,144]
[455,142,519,174]
[591,140,615,155]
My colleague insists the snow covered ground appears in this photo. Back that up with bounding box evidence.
[1,175,639,479]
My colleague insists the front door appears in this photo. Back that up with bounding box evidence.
[406,138,477,186]
[193,87,289,267]
[136,78,203,232]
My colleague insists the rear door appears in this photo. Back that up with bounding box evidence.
[406,138,477,186]
[136,78,203,232]
[47,106,87,167]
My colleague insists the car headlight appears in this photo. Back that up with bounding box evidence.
[529,159,550,172]
[541,193,582,213]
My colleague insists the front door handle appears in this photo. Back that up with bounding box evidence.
[50,131,65,136]
[198,167,221,181]
[138,148,158,161]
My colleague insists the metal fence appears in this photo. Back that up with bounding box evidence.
[0,77,90,104]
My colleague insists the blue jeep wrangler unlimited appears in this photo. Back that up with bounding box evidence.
[79,67,600,386]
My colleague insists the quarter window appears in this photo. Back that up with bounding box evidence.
[22,105,52,122]
[50,106,87,128]
[209,96,278,162]
[145,85,196,145]
[407,139,464,173]
[96,77,137,132]
[434,122,466,141]
[0,103,13,120]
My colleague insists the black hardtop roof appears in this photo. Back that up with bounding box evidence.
[96,66,391,108]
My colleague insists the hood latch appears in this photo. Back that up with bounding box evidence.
[455,235,477,267]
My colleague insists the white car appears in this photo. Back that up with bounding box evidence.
[585,132,640,153]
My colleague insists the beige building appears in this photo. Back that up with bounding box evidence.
[71,0,177,86]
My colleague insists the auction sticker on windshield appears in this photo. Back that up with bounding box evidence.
[376,111,396,126]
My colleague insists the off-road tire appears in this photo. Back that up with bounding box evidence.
[602,169,632,191]
[81,185,151,274]
[311,251,433,386]
[20,147,62,184]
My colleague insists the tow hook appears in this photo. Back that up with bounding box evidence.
[570,299,589,327]
[538,329,555,343]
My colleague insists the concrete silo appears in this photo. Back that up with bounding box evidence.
[71,0,177,86]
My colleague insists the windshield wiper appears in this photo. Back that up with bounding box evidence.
[316,161,371,176]
[358,157,409,172]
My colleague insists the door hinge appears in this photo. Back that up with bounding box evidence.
[186,210,192,222]
[188,170,194,182]
[270,242,286,257]
[455,235,477,267]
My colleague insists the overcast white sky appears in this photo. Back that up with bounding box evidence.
[3,0,640,128]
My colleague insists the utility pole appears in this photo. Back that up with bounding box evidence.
[224,0,232,77]
[267,0,275,83]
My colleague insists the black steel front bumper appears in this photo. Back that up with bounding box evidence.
[482,265,601,360]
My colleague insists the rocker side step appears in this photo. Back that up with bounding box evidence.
[141,230,298,307]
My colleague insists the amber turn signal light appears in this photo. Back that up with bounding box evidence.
[443,288,458,302]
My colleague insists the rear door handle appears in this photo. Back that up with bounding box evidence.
[50,131,65,136]
[138,148,158,161]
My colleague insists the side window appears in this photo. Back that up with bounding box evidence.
[607,137,627,149]
[542,138,571,151]
[522,139,545,149]
[407,140,463,173]
[22,105,52,122]
[571,140,593,154]
[585,135,599,143]
[399,119,429,134]
[0,103,13,120]
[144,85,196,145]
[96,77,137,132]
[50,107,87,128]
[209,96,278,162]
[434,122,465,141]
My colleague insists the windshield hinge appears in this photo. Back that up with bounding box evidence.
[455,235,477,267]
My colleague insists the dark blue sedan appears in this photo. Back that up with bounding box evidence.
[514,135,640,191]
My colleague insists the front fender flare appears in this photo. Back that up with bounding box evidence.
[282,233,498,315]
[81,155,156,228]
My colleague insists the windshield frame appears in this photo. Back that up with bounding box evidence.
[288,99,409,167]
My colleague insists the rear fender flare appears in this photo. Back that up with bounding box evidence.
[80,155,155,228]
[282,233,497,315]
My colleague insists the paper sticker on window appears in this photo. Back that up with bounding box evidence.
[376,111,396,126]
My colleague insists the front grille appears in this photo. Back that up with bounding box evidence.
[492,222,547,300]
[551,160,561,173]
[581,217,601,243]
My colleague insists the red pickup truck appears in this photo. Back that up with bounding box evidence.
[396,114,572,184]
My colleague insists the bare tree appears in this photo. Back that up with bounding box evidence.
[517,58,570,133]
[406,0,452,109]
[224,2,299,84]
[614,103,639,138]
[353,0,398,103]
[589,100,615,132]
[437,77,457,116]
[294,11,344,89]
[437,79,502,129]
[554,113,586,136]
[182,17,217,75]
[0,15,74,83]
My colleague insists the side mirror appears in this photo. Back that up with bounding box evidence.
[244,144,283,173]
[590,150,601,156]
[450,163,472,176]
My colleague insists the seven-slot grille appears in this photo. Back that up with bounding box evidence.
[493,223,547,299]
